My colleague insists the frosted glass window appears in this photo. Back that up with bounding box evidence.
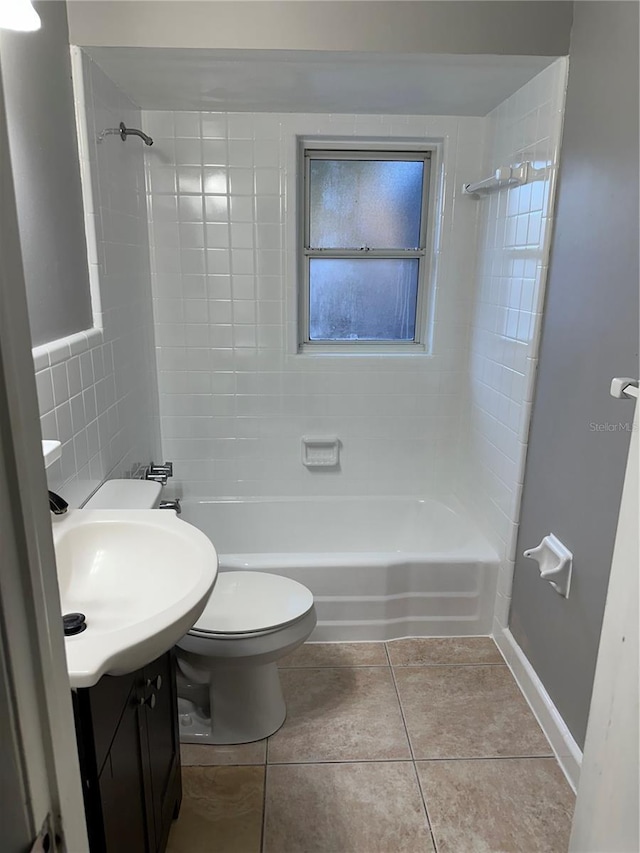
[302,147,431,347]
[309,159,424,249]
[309,259,419,341]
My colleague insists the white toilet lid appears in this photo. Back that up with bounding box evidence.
[191,571,314,635]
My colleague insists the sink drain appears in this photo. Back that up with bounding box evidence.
[63,612,87,636]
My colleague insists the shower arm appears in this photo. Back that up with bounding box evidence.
[97,121,154,146]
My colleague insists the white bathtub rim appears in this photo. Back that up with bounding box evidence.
[186,494,465,506]
[218,547,499,571]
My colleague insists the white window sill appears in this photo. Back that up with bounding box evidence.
[297,343,431,356]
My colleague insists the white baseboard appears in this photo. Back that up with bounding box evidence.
[495,627,582,792]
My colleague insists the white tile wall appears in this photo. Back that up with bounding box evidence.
[142,110,486,499]
[458,59,569,628]
[35,52,160,506]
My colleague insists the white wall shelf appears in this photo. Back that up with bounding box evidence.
[462,162,530,198]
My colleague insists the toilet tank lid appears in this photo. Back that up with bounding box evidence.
[83,479,162,510]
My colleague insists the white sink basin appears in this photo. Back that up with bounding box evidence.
[52,509,218,688]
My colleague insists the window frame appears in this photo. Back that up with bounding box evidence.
[298,140,434,352]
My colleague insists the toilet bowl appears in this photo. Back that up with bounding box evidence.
[176,570,317,744]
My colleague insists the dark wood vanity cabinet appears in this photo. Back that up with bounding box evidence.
[73,651,182,853]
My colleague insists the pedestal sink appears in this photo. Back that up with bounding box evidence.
[52,509,218,688]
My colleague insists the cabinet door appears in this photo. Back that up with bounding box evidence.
[141,653,181,851]
[99,691,149,852]
[89,671,136,775]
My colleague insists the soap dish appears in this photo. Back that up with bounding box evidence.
[302,437,340,468]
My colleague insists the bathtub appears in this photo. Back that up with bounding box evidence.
[181,497,499,641]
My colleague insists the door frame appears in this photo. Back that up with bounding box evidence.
[0,63,88,852]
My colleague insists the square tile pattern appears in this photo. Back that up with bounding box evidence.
[170,640,575,853]
[39,53,161,507]
[464,58,570,631]
[143,108,486,503]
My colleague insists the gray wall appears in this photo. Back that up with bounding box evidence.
[0,1,92,347]
[68,1,572,55]
[510,1,639,749]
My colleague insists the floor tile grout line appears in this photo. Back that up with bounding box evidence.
[183,751,556,769]
[183,752,556,769]
[386,645,439,853]
[263,758,422,768]
[410,760,440,853]
[414,753,557,762]
[260,763,268,853]
[386,645,415,762]
[278,663,390,673]
[265,758,426,766]
[279,663,390,670]
[390,662,507,668]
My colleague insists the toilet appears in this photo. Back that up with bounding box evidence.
[177,571,316,744]
[83,478,317,744]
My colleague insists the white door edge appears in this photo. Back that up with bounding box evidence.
[569,395,639,851]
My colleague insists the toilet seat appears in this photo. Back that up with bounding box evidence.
[189,571,314,637]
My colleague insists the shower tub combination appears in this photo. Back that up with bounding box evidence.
[181,497,499,640]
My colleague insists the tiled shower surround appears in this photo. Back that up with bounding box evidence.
[142,57,568,524]
[461,58,569,630]
[143,110,485,499]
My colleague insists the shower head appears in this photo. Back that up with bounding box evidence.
[119,122,153,146]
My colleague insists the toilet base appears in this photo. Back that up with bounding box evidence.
[178,661,287,744]
[178,698,215,744]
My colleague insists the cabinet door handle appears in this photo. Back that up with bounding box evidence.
[139,693,156,709]
[146,675,162,691]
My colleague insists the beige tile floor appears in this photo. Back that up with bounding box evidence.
[168,638,575,853]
